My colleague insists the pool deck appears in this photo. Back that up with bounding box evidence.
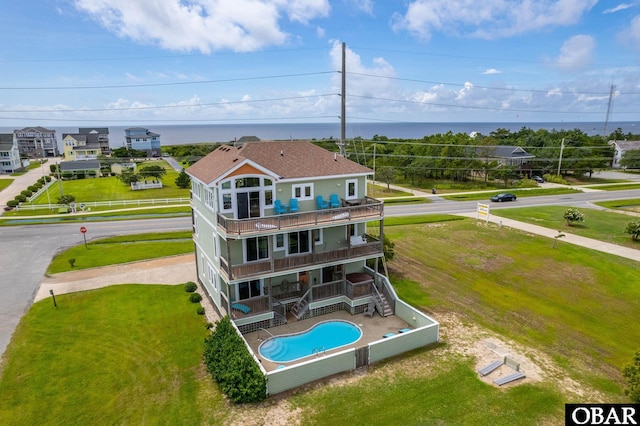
[243,310,410,372]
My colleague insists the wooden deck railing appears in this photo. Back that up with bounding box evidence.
[224,237,382,280]
[217,196,383,237]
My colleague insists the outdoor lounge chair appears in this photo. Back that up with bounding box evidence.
[364,302,376,317]
[289,198,299,213]
[316,195,329,210]
[329,193,340,208]
[274,200,287,214]
[383,333,396,338]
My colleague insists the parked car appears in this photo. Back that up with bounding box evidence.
[490,193,517,202]
[532,175,545,183]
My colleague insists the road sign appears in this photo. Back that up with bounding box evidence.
[477,203,490,223]
[80,226,87,234]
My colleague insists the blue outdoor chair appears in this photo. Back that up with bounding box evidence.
[329,193,340,208]
[274,200,287,214]
[316,195,329,210]
[289,198,299,213]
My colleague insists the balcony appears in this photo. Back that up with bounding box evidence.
[220,234,383,281]
[217,196,383,238]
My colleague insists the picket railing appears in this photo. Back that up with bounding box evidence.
[15,197,190,211]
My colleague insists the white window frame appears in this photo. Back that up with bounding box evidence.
[314,229,324,246]
[274,234,285,251]
[345,179,358,200]
[292,183,314,201]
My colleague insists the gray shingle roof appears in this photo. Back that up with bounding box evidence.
[59,160,101,171]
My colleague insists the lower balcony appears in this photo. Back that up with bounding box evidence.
[220,235,382,281]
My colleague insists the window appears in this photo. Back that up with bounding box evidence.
[246,236,269,262]
[288,231,310,255]
[238,280,261,300]
[346,179,357,199]
[314,229,323,245]
[222,193,232,210]
[292,184,313,200]
[274,234,285,251]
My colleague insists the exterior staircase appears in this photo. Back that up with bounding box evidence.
[290,289,311,320]
[371,285,393,317]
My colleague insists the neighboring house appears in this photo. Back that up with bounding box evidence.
[609,140,640,168]
[124,127,161,157]
[14,127,59,158]
[59,160,101,178]
[474,145,535,168]
[0,133,22,174]
[62,133,102,161]
[78,127,110,155]
[110,162,136,175]
[187,140,439,395]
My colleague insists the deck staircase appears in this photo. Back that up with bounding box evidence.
[371,285,392,317]
[290,289,311,320]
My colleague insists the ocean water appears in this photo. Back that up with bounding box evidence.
[2,121,638,148]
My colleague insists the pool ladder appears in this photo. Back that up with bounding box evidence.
[312,346,326,356]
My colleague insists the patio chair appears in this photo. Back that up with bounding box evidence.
[329,193,340,208]
[316,195,329,210]
[289,198,299,213]
[364,302,376,317]
[274,200,287,214]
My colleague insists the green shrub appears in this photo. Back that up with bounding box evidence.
[68,258,76,268]
[544,173,568,185]
[189,293,202,303]
[196,307,205,315]
[28,185,39,192]
[15,194,26,203]
[184,281,197,292]
[21,190,33,197]
[7,200,18,208]
[205,322,213,329]
[44,175,51,182]
[564,208,585,226]
[203,316,267,403]
[624,220,640,241]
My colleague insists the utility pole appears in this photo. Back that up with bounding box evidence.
[338,42,346,158]
[557,138,565,176]
[603,82,615,137]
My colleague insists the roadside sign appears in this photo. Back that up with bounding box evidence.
[477,203,490,223]
[80,226,87,234]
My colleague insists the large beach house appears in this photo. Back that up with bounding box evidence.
[187,140,439,395]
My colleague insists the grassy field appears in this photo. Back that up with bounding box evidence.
[46,231,194,274]
[491,205,640,249]
[584,183,640,191]
[3,203,191,218]
[0,179,13,192]
[31,161,188,203]
[367,183,413,198]
[596,198,640,213]
[0,285,220,425]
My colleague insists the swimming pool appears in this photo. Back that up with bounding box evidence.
[258,320,362,363]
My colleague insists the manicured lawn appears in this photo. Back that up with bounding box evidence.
[0,179,13,192]
[367,183,413,198]
[491,205,640,249]
[31,161,188,203]
[596,198,640,213]
[47,231,194,274]
[3,204,191,217]
[0,285,225,425]
[584,183,640,191]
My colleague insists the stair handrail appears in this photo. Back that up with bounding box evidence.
[370,284,384,314]
[290,288,312,319]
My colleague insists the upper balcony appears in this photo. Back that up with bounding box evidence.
[216,196,383,238]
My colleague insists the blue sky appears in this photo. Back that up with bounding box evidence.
[1,0,639,127]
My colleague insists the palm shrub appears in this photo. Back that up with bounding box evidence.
[203,316,267,403]
[564,208,585,226]
[624,220,640,241]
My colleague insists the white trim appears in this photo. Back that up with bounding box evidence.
[292,183,314,201]
[345,179,358,200]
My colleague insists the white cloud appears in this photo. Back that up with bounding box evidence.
[346,0,374,15]
[72,0,330,53]
[482,68,502,75]
[391,0,598,40]
[622,14,640,48]
[603,3,634,14]
[329,41,396,97]
[554,34,595,71]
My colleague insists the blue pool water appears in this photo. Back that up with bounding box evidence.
[259,320,362,363]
